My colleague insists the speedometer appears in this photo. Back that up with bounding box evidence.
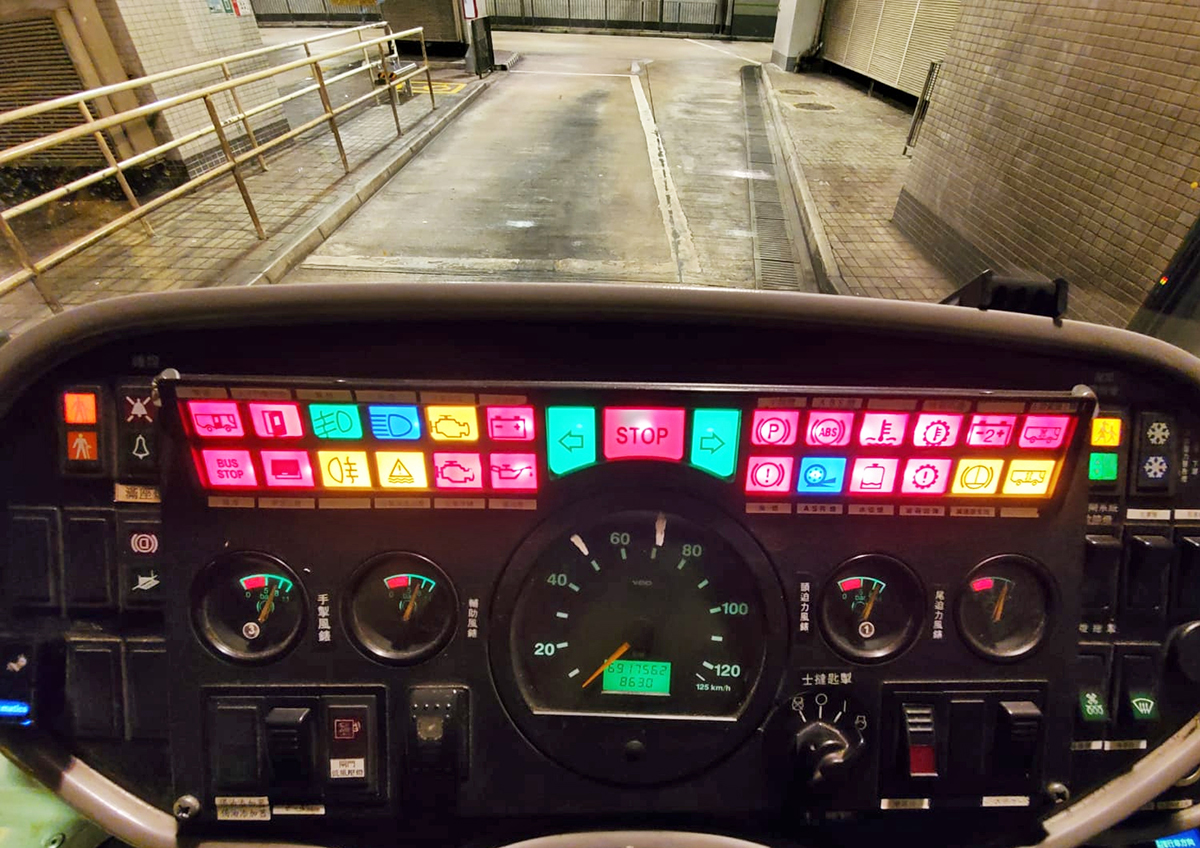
[510,510,766,717]
[492,494,786,783]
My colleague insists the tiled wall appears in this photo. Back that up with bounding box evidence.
[96,0,288,175]
[896,0,1200,328]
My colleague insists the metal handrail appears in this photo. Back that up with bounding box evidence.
[0,25,437,312]
[0,22,388,129]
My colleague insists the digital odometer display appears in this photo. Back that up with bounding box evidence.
[509,510,767,718]
[603,660,671,696]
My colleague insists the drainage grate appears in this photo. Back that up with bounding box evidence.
[742,64,804,291]
[759,259,802,290]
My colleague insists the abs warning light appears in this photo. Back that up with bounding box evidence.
[604,408,686,461]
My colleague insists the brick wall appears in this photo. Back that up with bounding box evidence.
[97,0,288,175]
[895,0,1200,328]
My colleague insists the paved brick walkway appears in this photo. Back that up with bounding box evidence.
[764,66,958,302]
[0,68,480,336]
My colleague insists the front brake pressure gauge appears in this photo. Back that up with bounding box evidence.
[193,551,306,663]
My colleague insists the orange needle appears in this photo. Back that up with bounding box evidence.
[403,584,421,622]
[581,641,631,689]
[992,582,1011,623]
[257,585,279,624]
[861,583,881,621]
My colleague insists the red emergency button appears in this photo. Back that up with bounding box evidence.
[603,408,686,461]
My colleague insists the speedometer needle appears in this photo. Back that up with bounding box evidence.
[580,642,631,689]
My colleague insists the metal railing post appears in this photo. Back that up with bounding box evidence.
[419,32,436,110]
[202,95,265,239]
[77,101,154,236]
[311,62,351,174]
[0,217,62,312]
[220,63,268,172]
[378,41,403,136]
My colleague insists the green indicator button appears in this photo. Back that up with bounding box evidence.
[1089,452,1119,482]
[1079,690,1109,722]
[1129,690,1159,721]
[547,406,597,476]
[309,403,363,439]
[690,408,741,479]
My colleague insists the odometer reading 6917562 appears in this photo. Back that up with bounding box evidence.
[510,510,768,718]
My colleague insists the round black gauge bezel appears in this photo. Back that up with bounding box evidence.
[344,551,458,665]
[192,551,308,664]
[818,554,925,664]
[955,554,1055,662]
[488,490,789,785]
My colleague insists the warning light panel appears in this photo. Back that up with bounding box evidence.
[173,389,1083,501]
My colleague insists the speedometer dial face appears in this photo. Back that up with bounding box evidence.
[510,510,767,718]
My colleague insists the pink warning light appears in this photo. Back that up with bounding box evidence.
[1019,415,1073,449]
[971,577,995,593]
[200,449,257,488]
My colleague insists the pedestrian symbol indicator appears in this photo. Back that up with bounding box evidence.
[318,451,372,488]
[63,392,98,425]
[375,451,428,489]
[67,430,98,462]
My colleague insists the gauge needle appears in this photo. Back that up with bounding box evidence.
[257,585,279,624]
[860,583,881,622]
[403,584,421,622]
[992,582,1011,623]
[580,642,631,689]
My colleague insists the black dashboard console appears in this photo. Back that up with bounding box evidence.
[3,283,1200,848]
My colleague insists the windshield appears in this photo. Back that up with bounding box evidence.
[1,1,1195,349]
